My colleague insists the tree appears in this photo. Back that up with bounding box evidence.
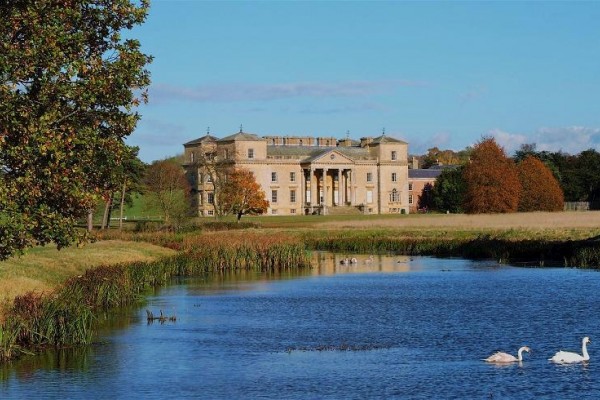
[192,149,233,218]
[144,160,191,226]
[0,0,151,259]
[463,137,521,213]
[430,167,466,213]
[112,146,146,230]
[220,169,269,222]
[517,156,564,212]
[420,146,472,169]
[571,149,600,205]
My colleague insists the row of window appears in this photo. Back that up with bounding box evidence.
[195,149,400,162]
[202,189,404,208]
[268,171,400,183]
[272,171,296,182]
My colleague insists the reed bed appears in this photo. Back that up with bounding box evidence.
[0,232,310,363]
[301,230,600,267]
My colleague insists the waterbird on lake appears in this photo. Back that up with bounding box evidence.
[484,346,531,363]
[549,337,591,364]
[350,257,358,264]
[364,255,374,264]
[340,258,349,265]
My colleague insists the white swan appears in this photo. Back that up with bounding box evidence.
[364,255,374,263]
[484,346,531,363]
[350,257,358,264]
[340,258,349,265]
[549,337,591,364]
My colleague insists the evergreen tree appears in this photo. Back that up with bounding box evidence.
[430,167,466,213]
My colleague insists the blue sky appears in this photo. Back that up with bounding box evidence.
[127,1,600,163]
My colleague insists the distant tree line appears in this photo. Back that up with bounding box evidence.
[420,138,595,214]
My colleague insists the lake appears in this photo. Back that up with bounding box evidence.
[2,253,600,399]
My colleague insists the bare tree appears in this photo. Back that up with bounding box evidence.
[186,145,235,218]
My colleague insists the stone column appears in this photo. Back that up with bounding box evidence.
[323,168,328,214]
[309,167,316,208]
[350,169,355,205]
[301,168,306,207]
[337,169,342,205]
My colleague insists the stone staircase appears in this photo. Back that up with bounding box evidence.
[327,205,363,216]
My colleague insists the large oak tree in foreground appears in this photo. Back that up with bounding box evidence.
[463,137,521,213]
[0,0,151,259]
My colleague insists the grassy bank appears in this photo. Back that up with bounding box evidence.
[0,232,310,363]
[0,240,177,306]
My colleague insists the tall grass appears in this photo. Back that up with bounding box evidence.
[301,230,600,267]
[0,232,310,363]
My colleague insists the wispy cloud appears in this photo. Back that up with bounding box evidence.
[149,80,427,104]
[131,119,188,146]
[490,126,600,156]
[127,119,191,162]
[298,102,391,115]
[408,131,452,155]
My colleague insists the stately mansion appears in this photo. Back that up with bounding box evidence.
[182,129,412,216]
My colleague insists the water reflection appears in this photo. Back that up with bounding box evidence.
[312,252,417,275]
[5,255,600,399]
[1,346,92,384]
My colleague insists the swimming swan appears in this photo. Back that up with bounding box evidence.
[484,346,531,363]
[549,337,591,364]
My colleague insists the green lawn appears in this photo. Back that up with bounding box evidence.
[91,193,163,225]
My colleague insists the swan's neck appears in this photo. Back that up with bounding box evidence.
[582,341,590,360]
[517,348,524,361]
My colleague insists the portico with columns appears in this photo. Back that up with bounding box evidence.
[300,150,374,214]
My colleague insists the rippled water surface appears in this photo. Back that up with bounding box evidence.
[3,254,600,399]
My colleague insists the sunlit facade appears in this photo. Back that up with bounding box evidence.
[183,129,410,216]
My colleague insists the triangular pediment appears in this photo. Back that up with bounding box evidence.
[307,149,355,165]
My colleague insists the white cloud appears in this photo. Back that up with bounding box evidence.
[535,126,600,154]
[148,80,427,104]
[489,126,600,156]
[408,131,452,154]
[489,128,528,155]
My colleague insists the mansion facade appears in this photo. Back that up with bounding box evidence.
[183,129,411,216]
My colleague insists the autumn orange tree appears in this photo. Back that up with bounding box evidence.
[220,169,269,222]
[463,137,521,213]
[0,0,151,259]
[517,155,564,211]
